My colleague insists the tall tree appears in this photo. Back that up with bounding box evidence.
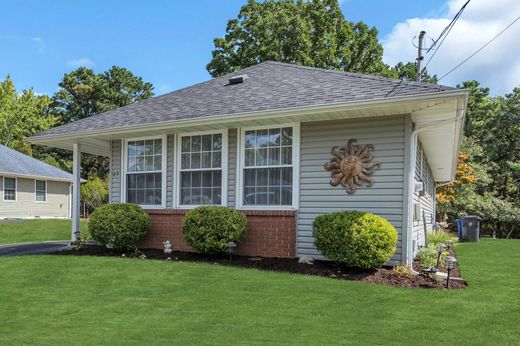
[207,0,389,77]
[0,76,57,155]
[390,62,438,84]
[487,88,520,200]
[53,66,154,124]
[52,66,154,178]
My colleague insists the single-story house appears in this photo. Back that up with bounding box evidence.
[0,144,73,219]
[29,62,468,265]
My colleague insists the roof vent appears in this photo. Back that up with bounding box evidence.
[229,74,248,84]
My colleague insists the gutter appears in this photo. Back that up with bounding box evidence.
[29,89,469,143]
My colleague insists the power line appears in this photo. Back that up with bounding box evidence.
[424,0,471,69]
[438,15,520,81]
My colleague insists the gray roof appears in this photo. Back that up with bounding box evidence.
[32,61,457,139]
[0,145,73,181]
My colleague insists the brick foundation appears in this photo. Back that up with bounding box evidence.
[138,209,296,258]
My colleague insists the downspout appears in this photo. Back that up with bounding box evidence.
[406,114,465,272]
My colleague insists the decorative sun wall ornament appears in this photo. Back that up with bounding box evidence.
[324,139,381,194]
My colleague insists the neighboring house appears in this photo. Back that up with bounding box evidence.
[30,62,468,265]
[0,144,73,219]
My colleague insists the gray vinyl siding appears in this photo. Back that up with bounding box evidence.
[298,115,407,264]
[110,139,122,203]
[412,140,436,253]
[227,129,237,208]
[0,176,71,218]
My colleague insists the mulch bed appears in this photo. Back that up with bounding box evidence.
[52,246,467,289]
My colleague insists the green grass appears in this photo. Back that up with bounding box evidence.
[0,219,89,244]
[0,239,519,345]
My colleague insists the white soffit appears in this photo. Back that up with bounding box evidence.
[412,98,464,182]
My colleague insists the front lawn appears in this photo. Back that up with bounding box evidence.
[0,239,519,345]
[0,219,89,244]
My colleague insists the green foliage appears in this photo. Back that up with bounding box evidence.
[0,76,57,155]
[80,177,109,210]
[207,0,389,78]
[182,206,247,254]
[89,203,150,249]
[389,61,438,84]
[438,81,520,236]
[52,66,154,179]
[427,230,453,246]
[313,210,397,269]
[393,265,413,278]
[416,244,445,270]
[53,66,154,124]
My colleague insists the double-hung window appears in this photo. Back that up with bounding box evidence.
[241,126,296,207]
[3,177,16,201]
[179,132,225,206]
[35,180,47,202]
[125,137,165,207]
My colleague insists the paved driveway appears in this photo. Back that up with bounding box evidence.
[0,241,69,256]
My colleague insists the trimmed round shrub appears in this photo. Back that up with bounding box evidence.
[89,203,150,249]
[183,206,247,254]
[313,210,397,269]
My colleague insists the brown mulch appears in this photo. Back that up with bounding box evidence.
[52,245,467,289]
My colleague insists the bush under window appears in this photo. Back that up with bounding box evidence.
[183,206,247,254]
[313,210,397,269]
[89,203,150,249]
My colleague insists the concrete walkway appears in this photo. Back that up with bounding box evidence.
[0,241,70,256]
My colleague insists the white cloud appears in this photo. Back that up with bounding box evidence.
[382,0,520,95]
[67,58,95,69]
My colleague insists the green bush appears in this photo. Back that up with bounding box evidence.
[313,210,398,269]
[183,206,247,254]
[89,203,150,249]
[427,229,454,245]
[416,244,445,269]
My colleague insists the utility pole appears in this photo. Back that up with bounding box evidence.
[416,30,426,82]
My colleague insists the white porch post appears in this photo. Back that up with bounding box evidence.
[72,143,81,241]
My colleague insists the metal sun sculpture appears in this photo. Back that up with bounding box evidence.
[324,139,381,194]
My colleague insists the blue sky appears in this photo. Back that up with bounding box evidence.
[2,0,515,96]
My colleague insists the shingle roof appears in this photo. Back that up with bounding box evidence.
[0,145,73,181]
[32,61,457,138]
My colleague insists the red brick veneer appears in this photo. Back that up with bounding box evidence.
[138,209,296,258]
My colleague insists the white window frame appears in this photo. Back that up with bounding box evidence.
[236,123,300,210]
[3,176,17,202]
[175,129,228,208]
[35,179,47,203]
[121,135,167,209]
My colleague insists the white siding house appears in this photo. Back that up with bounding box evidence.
[0,145,73,219]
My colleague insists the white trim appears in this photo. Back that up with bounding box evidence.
[175,129,228,208]
[34,179,47,203]
[121,135,167,209]
[237,123,299,211]
[2,176,17,202]
[120,138,124,203]
[108,140,112,203]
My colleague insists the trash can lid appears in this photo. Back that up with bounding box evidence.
[462,215,481,221]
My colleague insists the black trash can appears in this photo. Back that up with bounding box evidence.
[461,216,481,242]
